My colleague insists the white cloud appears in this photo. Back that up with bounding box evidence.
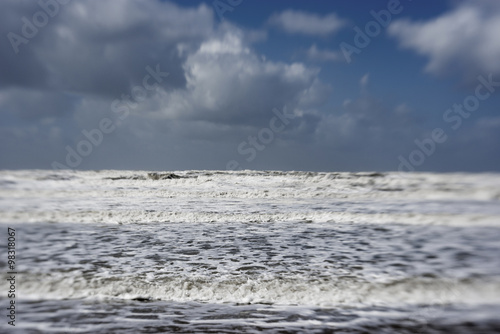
[388,0,500,85]
[306,44,343,62]
[269,10,346,36]
[149,27,329,129]
[198,32,250,55]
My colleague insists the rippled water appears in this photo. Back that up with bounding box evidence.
[1,170,500,333]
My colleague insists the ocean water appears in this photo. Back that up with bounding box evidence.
[1,169,500,333]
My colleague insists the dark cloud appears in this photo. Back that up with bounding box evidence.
[1,0,214,97]
[1,88,76,120]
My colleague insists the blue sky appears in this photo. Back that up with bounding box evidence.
[0,0,499,171]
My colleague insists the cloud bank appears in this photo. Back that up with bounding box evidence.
[0,0,331,170]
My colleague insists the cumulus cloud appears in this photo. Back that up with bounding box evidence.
[144,26,330,130]
[388,0,500,86]
[0,1,331,169]
[269,10,346,36]
[0,1,327,126]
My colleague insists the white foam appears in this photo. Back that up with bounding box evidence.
[1,169,499,226]
[10,273,500,307]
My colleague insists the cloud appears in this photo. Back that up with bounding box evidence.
[2,1,496,172]
[388,0,500,86]
[0,0,214,97]
[312,80,423,170]
[316,92,418,150]
[0,1,331,169]
[269,10,346,36]
[306,44,343,62]
[0,88,76,120]
[147,26,330,130]
[0,1,328,127]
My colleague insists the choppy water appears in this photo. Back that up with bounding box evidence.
[1,170,500,333]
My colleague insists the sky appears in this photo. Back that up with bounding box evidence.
[0,0,499,172]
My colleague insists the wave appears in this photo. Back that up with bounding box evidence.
[1,169,499,225]
[8,272,500,307]
[2,209,499,226]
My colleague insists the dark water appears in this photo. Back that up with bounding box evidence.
[13,299,500,333]
[2,221,500,333]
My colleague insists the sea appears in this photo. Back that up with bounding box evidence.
[1,169,500,333]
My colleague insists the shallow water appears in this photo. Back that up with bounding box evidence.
[1,170,500,333]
